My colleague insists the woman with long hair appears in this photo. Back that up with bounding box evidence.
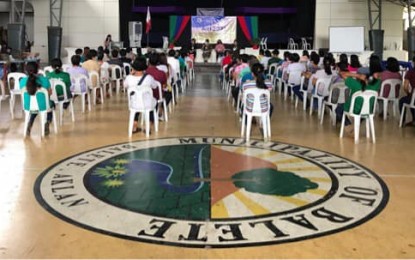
[242,63,274,117]
[46,58,72,108]
[348,54,362,72]
[21,61,53,135]
[104,34,112,51]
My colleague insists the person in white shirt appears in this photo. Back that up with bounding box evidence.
[287,53,306,99]
[167,49,180,85]
[123,57,158,133]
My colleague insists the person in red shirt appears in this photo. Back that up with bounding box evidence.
[222,50,232,68]
[146,53,172,119]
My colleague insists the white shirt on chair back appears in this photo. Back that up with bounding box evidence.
[124,74,157,110]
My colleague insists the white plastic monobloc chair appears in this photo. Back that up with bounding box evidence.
[50,78,75,125]
[22,88,57,138]
[267,63,278,84]
[340,90,378,144]
[155,81,168,122]
[301,37,311,50]
[309,76,332,118]
[43,66,54,74]
[127,86,159,137]
[320,82,350,126]
[0,79,6,114]
[110,65,123,94]
[186,59,195,83]
[377,78,402,120]
[71,74,91,113]
[100,67,111,97]
[287,38,298,50]
[123,62,132,79]
[7,72,26,119]
[88,71,104,105]
[273,66,284,96]
[241,88,271,142]
[399,90,415,127]
[285,69,303,101]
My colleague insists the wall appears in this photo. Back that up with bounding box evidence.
[30,0,404,61]
[314,0,404,52]
[31,0,119,61]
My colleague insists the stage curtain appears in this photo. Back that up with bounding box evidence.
[169,16,191,46]
[237,16,258,44]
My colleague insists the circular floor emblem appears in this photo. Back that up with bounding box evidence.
[35,137,389,248]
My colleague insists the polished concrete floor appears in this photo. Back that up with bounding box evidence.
[0,70,414,259]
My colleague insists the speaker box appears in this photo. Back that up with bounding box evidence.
[48,26,62,62]
[407,27,415,60]
[7,23,25,57]
[369,29,384,59]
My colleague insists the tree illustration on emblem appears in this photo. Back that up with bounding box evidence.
[232,168,318,196]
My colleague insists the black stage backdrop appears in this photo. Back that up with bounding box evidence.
[119,0,315,49]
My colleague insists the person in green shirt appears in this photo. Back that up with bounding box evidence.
[267,49,282,68]
[335,72,381,126]
[20,61,52,135]
[46,58,72,107]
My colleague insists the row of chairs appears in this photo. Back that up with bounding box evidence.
[225,60,415,144]
[127,58,195,137]
[287,38,312,50]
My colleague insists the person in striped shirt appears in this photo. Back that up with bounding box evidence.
[242,63,273,116]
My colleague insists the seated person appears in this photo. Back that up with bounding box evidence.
[202,39,212,63]
[335,71,381,129]
[347,54,362,73]
[400,56,415,126]
[123,57,159,133]
[20,62,53,135]
[215,40,226,62]
[46,58,72,108]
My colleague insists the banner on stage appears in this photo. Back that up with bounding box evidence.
[191,16,236,44]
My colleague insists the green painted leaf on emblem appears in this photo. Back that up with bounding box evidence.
[232,168,318,196]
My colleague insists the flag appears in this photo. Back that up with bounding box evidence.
[146,6,151,34]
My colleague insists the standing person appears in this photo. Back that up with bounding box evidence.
[104,34,112,51]
[202,39,212,63]
[20,62,52,136]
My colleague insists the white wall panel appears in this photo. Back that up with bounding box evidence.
[31,0,119,61]
[315,0,404,53]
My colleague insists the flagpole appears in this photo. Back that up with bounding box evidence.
[145,6,151,47]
